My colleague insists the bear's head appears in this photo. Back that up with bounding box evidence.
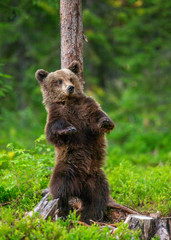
[35,61,83,105]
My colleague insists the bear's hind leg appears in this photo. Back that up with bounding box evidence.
[50,173,70,218]
[80,170,109,224]
[50,165,82,219]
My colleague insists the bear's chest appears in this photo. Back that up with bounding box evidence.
[66,103,87,121]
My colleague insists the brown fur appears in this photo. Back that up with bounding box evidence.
[36,61,114,223]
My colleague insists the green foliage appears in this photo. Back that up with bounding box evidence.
[0,137,54,208]
[0,209,141,240]
[0,136,170,215]
[0,136,170,238]
[107,161,171,215]
[0,69,12,98]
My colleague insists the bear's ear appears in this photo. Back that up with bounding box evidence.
[35,69,49,83]
[68,60,80,75]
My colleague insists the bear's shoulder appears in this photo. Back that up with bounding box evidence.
[82,96,100,108]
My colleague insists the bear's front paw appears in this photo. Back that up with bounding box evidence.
[57,126,77,135]
[99,117,114,131]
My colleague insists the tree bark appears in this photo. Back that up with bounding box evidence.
[28,191,59,220]
[60,0,84,87]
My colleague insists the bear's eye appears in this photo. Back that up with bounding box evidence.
[58,79,63,85]
[70,78,73,83]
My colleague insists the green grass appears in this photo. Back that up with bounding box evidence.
[0,130,170,239]
[0,209,142,240]
[107,162,171,215]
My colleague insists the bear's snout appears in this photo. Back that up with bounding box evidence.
[67,85,74,94]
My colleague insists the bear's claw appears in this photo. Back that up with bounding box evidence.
[58,126,77,135]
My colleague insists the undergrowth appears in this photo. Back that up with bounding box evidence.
[0,132,170,239]
[0,209,142,240]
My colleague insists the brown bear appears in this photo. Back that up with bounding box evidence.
[36,61,114,223]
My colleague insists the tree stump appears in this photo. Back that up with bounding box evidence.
[125,214,171,240]
[28,192,59,220]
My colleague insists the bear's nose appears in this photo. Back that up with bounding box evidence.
[67,85,74,94]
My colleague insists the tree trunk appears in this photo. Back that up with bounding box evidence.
[60,0,84,87]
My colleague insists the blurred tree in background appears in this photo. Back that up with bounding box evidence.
[0,0,171,149]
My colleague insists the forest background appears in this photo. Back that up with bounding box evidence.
[0,0,170,239]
